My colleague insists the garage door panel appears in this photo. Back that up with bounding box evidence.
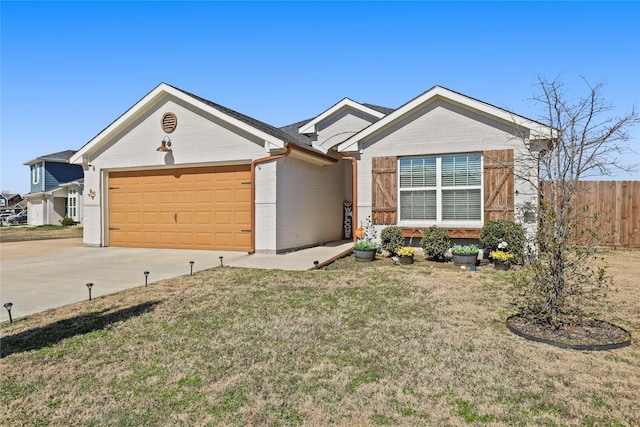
[109,165,251,250]
[195,189,212,203]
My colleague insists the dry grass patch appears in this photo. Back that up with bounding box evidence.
[0,225,82,242]
[1,251,639,426]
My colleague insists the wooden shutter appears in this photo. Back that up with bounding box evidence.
[483,149,514,220]
[372,156,397,224]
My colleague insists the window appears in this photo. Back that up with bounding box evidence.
[31,162,41,185]
[68,189,78,221]
[399,153,482,223]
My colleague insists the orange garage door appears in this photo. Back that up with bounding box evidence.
[108,165,251,251]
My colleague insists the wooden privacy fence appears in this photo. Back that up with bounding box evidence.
[553,181,640,248]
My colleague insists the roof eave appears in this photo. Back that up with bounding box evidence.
[337,86,557,153]
[298,98,386,135]
[70,83,286,164]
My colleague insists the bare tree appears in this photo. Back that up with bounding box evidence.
[515,76,639,327]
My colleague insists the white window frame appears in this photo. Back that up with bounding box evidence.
[68,189,78,221]
[32,162,41,186]
[398,153,483,228]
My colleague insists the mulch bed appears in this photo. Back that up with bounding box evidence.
[506,315,632,351]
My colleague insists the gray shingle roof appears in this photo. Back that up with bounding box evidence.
[168,84,311,147]
[362,103,395,115]
[278,119,314,147]
[24,150,77,165]
[39,150,77,161]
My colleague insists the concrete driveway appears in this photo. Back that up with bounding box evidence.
[0,238,352,322]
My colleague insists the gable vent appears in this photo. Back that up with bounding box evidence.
[161,112,177,133]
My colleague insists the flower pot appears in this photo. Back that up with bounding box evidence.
[494,260,511,270]
[452,252,478,267]
[354,247,377,262]
[399,255,414,265]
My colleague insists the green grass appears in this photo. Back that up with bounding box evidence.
[1,253,639,426]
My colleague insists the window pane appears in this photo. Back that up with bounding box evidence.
[442,154,481,187]
[442,189,481,220]
[400,190,436,220]
[399,157,436,188]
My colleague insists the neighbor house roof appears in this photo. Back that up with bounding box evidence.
[24,150,77,166]
[338,85,556,152]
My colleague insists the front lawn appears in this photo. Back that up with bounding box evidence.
[0,225,82,242]
[1,251,638,426]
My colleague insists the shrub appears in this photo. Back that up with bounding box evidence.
[60,217,75,226]
[380,226,404,255]
[480,219,526,264]
[420,226,450,261]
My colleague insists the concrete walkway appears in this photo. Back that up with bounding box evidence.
[0,238,352,322]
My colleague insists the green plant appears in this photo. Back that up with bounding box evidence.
[60,217,75,227]
[420,226,450,261]
[479,219,525,263]
[354,239,378,250]
[397,247,416,257]
[380,226,404,255]
[451,244,478,255]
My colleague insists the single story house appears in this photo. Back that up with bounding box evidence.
[70,83,550,253]
[23,150,84,226]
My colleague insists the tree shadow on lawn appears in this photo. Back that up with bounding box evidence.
[0,301,160,358]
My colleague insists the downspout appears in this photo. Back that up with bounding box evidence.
[335,149,358,242]
[249,143,292,254]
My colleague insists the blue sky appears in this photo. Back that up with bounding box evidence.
[2,1,639,194]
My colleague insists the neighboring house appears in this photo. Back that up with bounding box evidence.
[23,151,84,226]
[70,83,551,253]
[0,193,23,213]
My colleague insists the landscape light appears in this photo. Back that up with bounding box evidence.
[3,302,13,323]
[144,271,149,287]
[314,260,319,269]
[219,256,224,267]
[86,283,94,301]
[189,261,194,276]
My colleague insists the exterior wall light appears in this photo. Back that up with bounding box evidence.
[156,136,172,152]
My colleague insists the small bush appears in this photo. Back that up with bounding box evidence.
[60,217,75,227]
[380,225,404,255]
[479,219,526,264]
[420,226,450,261]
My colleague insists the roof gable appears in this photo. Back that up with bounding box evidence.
[70,83,292,164]
[338,86,554,153]
[298,98,387,135]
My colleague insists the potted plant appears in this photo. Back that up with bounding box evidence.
[397,247,416,265]
[353,216,379,262]
[490,241,514,270]
[451,244,479,267]
[354,239,378,262]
